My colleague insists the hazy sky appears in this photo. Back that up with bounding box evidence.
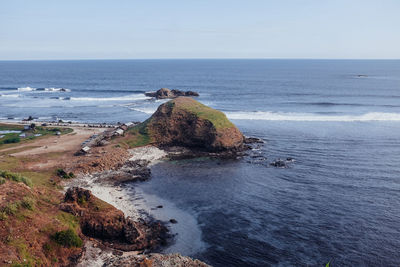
[1,0,399,60]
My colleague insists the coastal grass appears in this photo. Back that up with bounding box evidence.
[124,124,152,148]
[0,124,73,149]
[0,123,23,131]
[56,211,80,231]
[0,169,33,187]
[9,237,39,266]
[173,98,235,129]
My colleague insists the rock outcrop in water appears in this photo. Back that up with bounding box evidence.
[145,88,199,99]
[131,97,245,152]
[60,187,168,251]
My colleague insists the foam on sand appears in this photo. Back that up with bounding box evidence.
[226,111,400,122]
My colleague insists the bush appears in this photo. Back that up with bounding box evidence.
[0,170,33,187]
[56,169,74,179]
[2,202,19,215]
[52,229,83,248]
[21,197,35,211]
[0,177,5,185]
[0,211,8,221]
[3,136,20,144]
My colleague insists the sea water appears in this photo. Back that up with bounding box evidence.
[1,59,400,266]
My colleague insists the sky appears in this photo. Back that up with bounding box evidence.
[0,0,399,60]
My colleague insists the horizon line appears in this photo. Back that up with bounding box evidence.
[0,57,400,62]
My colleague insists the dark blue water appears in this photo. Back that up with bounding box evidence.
[1,60,400,266]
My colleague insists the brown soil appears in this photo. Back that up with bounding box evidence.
[0,181,82,266]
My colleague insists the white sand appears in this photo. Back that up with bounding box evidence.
[129,146,167,165]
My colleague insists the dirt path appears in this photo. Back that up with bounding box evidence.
[0,127,106,157]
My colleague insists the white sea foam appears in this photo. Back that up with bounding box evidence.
[44,87,71,92]
[70,94,150,101]
[225,111,400,122]
[17,86,36,91]
[129,107,157,114]
[0,94,20,98]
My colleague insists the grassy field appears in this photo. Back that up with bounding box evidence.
[0,123,72,147]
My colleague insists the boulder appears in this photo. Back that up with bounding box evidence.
[135,97,244,152]
[145,88,199,99]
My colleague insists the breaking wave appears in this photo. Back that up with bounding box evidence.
[225,111,400,122]
[0,94,20,98]
[70,94,150,101]
[18,86,36,91]
[128,107,157,114]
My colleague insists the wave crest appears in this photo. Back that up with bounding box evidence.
[225,111,400,122]
[70,94,150,101]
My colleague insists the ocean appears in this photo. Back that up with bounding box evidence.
[1,59,400,266]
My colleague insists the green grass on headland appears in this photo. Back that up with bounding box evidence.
[173,97,235,129]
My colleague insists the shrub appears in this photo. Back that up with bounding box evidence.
[0,170,33,187]
[21,197,35,211]
[56,169,74,179]
[0,177,5,185]
[0,211,8,221]
[52,229,83,248]
[3,136,20,144]
[2,202,19,215]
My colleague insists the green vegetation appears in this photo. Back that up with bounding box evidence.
[9,238,38,266]
[56,168,75,179]
[52,228,83,248]
[1,135,21,144]
[176,98,235,129]
[0,211,7,220]
[0,123,73,148]
[0,123,23,131]
[21,197,36,211]
[3,202,20,215]
[125,124,151,148]
[0,177,5,185]
[57,211,79,230]
[0,169,33,187]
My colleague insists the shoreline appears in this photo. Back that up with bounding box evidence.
[66,144,207,264]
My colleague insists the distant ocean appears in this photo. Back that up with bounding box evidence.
[1,59,400,266]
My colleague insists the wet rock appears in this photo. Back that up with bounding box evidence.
[270,159,288,168]
[244,137,264,144]
[145,88,199,99]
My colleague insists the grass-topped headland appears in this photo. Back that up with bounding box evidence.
[122,97,244,151]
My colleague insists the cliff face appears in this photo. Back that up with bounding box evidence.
[138,97,244,152]
[60,187,168,251]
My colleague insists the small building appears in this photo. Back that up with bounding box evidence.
[24,125,30,130]
[125,122,134,127]
[115,129,124,136]
[81,146,91,153]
